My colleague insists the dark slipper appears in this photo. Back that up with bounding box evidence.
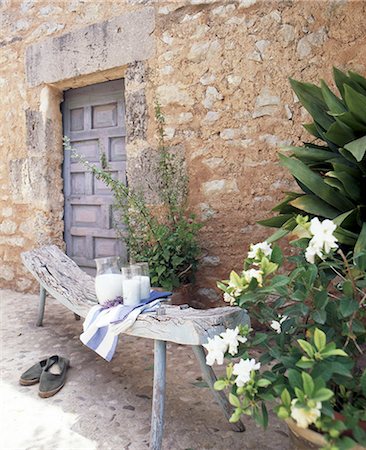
[19,358,48,386]
[38,355,70,398]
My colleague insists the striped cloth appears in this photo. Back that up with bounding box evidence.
[80,291,171,362]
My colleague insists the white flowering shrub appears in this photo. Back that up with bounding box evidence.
[206,215,366,450]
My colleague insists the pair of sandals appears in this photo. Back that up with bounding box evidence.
[19,355,70,398]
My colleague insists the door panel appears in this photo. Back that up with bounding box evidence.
[63,79,127,275]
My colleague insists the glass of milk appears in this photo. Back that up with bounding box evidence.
[94,257,123,306]
[134,262,151,301]
[122,265,141,306]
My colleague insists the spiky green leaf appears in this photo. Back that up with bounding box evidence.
[320,79,347,114]
[325,120,356,147]
[334,227,358,245]
[344,85,366,124]
[333,67,366,98]
[331,161,361,178]
[344,135,366,162]
[333,112,366,132]
[279,154,354,211]
[258,214,294,228]
[333,67,349,98]
[325,171,361,201]
[303,123,322,139]
[272,193,303,213]
[354,223,366,270]
[289,78,334,130]
[348,70,366,91]
[284,145,335,162]
[323,177,347,196]
[267,228,291,243]
[289,195,339,218]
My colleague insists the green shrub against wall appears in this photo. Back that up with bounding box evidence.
[260,68,366,254]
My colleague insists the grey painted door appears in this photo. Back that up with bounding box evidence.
[63,79,127,275]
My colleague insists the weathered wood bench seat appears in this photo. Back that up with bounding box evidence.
[22,245,250,450]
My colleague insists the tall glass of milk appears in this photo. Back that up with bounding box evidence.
[134,262,151,301]
[122,265,141,306]
[95,257,123,306]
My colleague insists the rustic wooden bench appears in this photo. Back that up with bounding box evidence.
[21,245,250,450]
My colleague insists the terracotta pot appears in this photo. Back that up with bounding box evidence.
[286,419,366,450]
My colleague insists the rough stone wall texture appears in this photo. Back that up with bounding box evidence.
[0,0,365,304]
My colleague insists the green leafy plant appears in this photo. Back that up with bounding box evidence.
[204,216,366,449]
[260,68,366,249]
[205,216,366,450]
[64,102,201,290]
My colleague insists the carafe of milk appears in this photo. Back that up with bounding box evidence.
[95,257,123,305]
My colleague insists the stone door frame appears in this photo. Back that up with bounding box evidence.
[20,8,155,250]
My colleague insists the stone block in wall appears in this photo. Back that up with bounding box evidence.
[9,157,48,203]
[125,60,146,85]
[0,264,15,282]
[127,148,160,204]
[127,144,186,205]
[25,8,155,87]
[125,89,147,143]
[25,109,56,158]
[25,110,43,154]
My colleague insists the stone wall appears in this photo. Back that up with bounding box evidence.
[1,0,365,304]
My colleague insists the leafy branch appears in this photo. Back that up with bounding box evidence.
[63,102,201,291]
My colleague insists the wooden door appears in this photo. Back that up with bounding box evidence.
[63,79,127,275]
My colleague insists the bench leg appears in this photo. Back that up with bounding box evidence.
[192,345,245,432]
[150,339,166,450]
[36,285,46,327]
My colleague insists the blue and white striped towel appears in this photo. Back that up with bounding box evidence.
[80,291,171,362]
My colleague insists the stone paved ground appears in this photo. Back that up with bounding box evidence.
[0,289,289,450]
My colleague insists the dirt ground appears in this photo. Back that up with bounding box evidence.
[0,289,289,450]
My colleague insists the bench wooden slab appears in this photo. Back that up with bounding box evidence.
[22,245,250,450]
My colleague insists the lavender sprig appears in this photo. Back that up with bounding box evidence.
[100,296,124,309]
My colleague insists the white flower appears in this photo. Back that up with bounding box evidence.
[203,335,228,366]
[233,358,261,387]
[223,292,236,305]
[290,399,321,429]
[305,241,323,264]
[243,268,263,286]
[270,315,288,334]
[248,241,272,260]
[220,327,247,356]
[310,218,338,253]
[304,218,338,263]
[310,217,336,239]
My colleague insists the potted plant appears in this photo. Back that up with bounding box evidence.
[204,217,365,449]
[64,102,201,294]
[202,69,366,450]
